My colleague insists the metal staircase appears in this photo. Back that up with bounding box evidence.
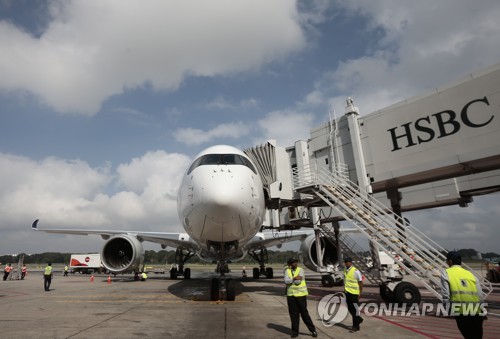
[293,164,493,301]
[318,222,382,284]
[16,255,24,280]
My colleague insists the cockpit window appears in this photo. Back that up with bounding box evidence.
[187,153,257,174]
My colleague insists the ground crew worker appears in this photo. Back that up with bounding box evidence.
[63,265,69,277]
[284,258,317,338]
[141,272,148,281]
[343,257,363,332]
[441,251,485,339]
[3,263,12,281]
[242,265,247,277]
[21,264,27,280]
[43,262,53,291]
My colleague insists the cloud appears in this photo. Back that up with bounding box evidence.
[0,0,306,115]
[255,110,315,147]
[174,122,251,146]
[116,150,190,199]
[0,151,190,253]
[309,0,500,114]
[205,96,259,110]
[0,154,111,226]
[405,195,500,252]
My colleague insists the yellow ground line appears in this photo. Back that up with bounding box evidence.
[56,299,251,303]
[56,300,185,303]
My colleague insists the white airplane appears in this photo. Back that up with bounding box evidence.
[32,145,336,300]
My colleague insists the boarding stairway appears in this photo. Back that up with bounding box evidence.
[319,222,382,285]
[292,164,493,301]
[16,255,24,280]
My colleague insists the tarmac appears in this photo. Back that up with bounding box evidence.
[1,266,499,339]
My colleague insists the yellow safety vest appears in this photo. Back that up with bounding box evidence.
[446,266,480,315]
[44,266,53,276]
[286,267,308,297]
[344,266,360,295]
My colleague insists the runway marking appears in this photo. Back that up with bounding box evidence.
[55,299,251,304]
[374,314,499,339]
[56,300,186,303]
[374,316,441,338]
[0,290,31,298]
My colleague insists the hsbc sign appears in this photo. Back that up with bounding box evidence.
[387,96,495,152]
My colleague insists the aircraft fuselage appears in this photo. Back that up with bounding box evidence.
[177,145,265,261]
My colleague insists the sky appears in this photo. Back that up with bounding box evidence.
[1,0,499,255]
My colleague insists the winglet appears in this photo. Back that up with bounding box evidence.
[31,219,39,230]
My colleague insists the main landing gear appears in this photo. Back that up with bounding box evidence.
[210,261,236,301]
[170,248,194,280]
[248,248,274,279]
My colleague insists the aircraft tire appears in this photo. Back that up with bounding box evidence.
[321,275,335,287]
[266,267,273,279]
[184,268,191,279]
[210,278,219,301]
[252,267,260,279]
[170,268,178,280]
[226,278,236,301]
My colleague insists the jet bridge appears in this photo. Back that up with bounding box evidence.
[245,61,500,303]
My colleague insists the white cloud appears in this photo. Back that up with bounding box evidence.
[205,96,259,110]
[206,96,235,110]
[310,0,500,114]
[174,122,251,146]
[0,0,306,115]
[406,195,500,252]
[256,110,315,147]
[0,151,190,253]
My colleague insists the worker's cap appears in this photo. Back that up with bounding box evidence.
[47,262,52,265]
[343,257,353,263]
[446,251,461,263]
[287,257,298,265]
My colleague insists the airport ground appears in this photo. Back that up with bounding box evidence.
[1,264,499,339]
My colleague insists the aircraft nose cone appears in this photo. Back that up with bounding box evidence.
[211,189,232,207]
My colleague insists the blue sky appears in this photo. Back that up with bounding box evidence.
[1,0,499,254]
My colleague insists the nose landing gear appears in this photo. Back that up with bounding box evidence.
[211,261,236,301]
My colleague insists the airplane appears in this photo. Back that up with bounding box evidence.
[32,145,338,300]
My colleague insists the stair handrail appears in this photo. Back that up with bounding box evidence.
[292,164,493,300]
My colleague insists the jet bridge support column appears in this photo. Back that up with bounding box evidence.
[333,221,342,266]
[311,208,324,268]
[345,98,372,195]
[387,188,406,241]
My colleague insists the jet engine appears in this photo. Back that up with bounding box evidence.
[299,234,338,271]
[101,235,145,273]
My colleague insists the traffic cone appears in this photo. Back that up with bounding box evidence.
[107,275,111,284]
[90,275,94,282]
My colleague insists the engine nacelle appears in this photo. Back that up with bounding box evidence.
[299,234,339,271]
[101,235,145,274]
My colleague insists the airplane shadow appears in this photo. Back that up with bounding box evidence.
[166,275,286,301]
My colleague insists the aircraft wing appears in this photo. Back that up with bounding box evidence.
[31,219,199,251]
[244,226,363,251]
[245,230,311,250]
